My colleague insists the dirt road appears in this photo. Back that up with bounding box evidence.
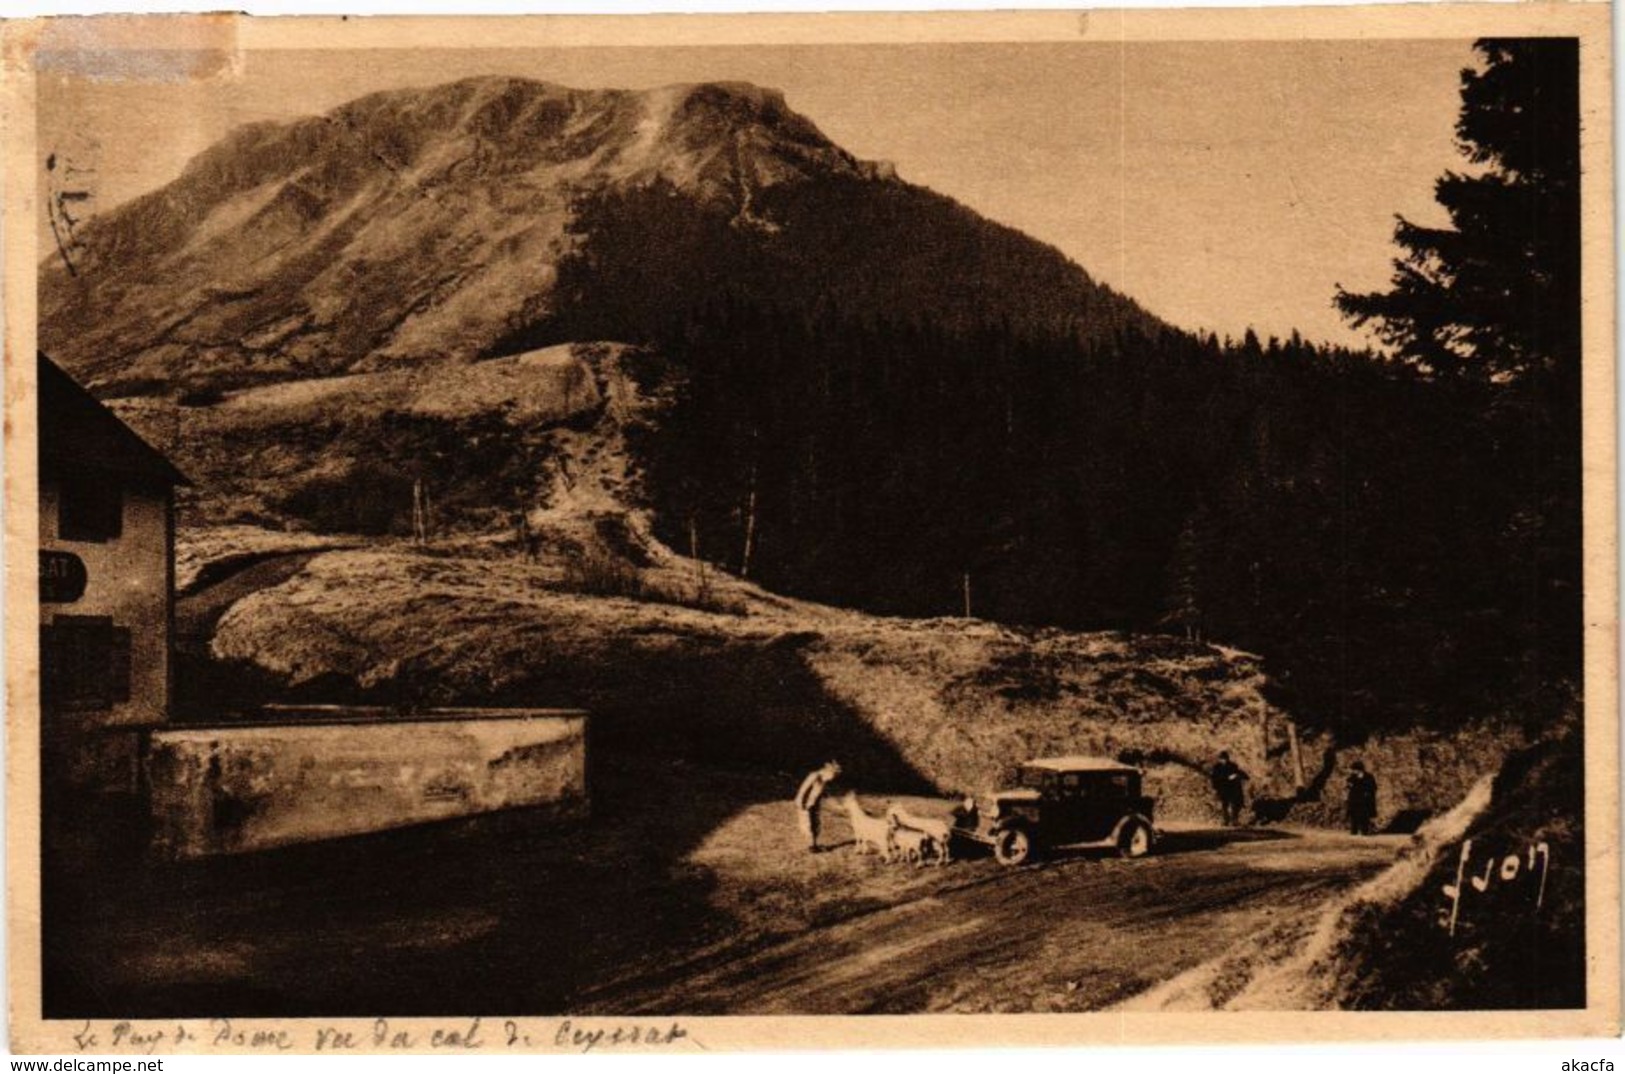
[47,760,1401,1017]
[580,822,1402,1014]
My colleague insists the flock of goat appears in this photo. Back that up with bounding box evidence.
[839,792,958,867]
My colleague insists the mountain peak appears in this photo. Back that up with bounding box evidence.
[152,75,854,221]
[40,74,1152,394]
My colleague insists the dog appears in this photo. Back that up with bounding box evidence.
[886,804,954,865]
[891,826,942,867]
[842,793,898,860]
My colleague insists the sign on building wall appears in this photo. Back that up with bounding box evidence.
[39,550,87,603]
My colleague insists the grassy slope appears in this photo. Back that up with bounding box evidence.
[194,532,1523,827]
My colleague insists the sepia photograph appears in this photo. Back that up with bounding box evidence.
[3,5,1618,1052]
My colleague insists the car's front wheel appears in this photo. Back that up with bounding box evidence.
[1119,819,1153,859]
[993,826,1034,866]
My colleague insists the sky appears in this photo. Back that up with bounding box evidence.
[37,39,1476,349]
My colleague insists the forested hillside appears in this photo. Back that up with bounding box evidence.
[557,283,1576,741]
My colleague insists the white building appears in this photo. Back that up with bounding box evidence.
[38,351,186,814]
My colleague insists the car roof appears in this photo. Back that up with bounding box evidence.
[1023,755,1139,774]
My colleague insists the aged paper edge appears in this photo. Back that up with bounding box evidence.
[3,4,1618,1053]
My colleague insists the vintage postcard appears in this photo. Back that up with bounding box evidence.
[3,5,1618,1053]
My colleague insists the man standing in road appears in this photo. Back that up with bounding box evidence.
[795,761,842,852]
[1210,750,1249,827]
[1347,760,1378,835]
[951,794,980,834]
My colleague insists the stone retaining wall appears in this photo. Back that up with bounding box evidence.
[145,707,587,857]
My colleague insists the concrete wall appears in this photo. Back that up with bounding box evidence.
[39,477,171,794]
[146,709,587,858]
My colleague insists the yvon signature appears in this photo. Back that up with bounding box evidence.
[1439,838,1551,936]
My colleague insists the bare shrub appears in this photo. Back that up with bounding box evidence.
[560,549,646,600]
[556,550,747,616]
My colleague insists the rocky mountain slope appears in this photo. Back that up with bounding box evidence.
[110,340,670,532]
[41,76,1157,396]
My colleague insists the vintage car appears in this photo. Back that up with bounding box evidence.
[973,755,1156,866]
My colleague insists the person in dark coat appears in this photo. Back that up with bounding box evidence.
[794,761,841,852]
[1210,751,1249,827]
[950,795,980,834]
[1347,760,1378,835]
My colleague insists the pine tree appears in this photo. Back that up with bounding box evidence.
[1335,37,1583,709]
[1334,39,1580,383]
[1161,506,1209,643]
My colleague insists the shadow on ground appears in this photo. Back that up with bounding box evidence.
[45,756,788,1017]
[53,553,950,1017]
[1153,827,1298,856]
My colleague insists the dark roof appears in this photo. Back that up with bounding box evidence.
[38,352,189,486]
